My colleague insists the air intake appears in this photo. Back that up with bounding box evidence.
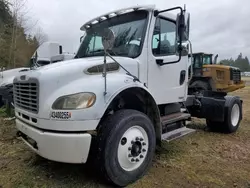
[86,62,119,74]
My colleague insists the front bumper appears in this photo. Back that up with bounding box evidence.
[16,118,92,164]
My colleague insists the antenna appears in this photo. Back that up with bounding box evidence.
[101,28,141,95]
[101,28,115,95]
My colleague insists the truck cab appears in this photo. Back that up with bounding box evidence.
[13,5,243,187]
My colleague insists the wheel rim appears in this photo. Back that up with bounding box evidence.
[117,126,149,172]
[231,104,240,127]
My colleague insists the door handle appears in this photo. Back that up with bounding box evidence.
[180,70,186,85]
[156,59,164,65]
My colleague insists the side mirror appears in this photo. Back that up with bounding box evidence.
[183,12,190,41]
[176,11,190,42]
[80,36,84,43]
[101,28,115,51]
[80,31,87,43]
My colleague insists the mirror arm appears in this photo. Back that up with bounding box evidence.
[80,36,84,43]
[154,6,183,17]
[156,7,185,66]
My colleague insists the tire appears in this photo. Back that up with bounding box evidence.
[206,96,242,133]
[94,109,156,187]
[190,80,209,95]
[223,96,242,133]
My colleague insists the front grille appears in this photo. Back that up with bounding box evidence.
[13,79,39,113]
[230,68,241,82]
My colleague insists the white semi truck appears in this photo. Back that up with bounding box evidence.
[14,5,243,187]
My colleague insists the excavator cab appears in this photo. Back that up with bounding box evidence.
[188,52,245,94]
[189,52,215,77]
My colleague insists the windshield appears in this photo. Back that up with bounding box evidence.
[203,56,212,65]
[75,10,148,59]
[192,56,202,68]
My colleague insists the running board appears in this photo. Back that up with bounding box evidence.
[161,127,196,142]
[161,112,191,126]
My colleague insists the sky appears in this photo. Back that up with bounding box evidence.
[25,0,250,61]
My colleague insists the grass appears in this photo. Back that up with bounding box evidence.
[242,76,250,82]
[0,105,15,118]
[1,81,250,188]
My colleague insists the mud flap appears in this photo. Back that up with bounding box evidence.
[186,95,225,122]
[199,97,225,122]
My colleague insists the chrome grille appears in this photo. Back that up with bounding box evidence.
[13,79,39,113]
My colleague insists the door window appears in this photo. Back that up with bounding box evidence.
[152,18,176,56]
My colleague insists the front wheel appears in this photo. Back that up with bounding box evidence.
[95,109,156,187]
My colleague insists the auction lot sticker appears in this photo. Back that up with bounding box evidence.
[50,111,72,119]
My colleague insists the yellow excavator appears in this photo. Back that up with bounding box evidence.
[188,52,245,94]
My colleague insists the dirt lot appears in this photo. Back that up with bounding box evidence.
[0,78,250,188]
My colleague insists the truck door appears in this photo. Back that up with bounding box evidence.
[147,16,188,105]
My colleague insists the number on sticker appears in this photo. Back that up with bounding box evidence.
[51,112,71,119]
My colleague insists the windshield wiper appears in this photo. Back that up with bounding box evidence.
[106,52,140,82]
[87,49,117,56]
[91,49,104,53]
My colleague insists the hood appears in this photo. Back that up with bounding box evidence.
[16,56,139,110]
[26,56,139,84]
[204,64,241,71]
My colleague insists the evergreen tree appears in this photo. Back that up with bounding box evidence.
[0,0,47,69]
[220,53,250,72]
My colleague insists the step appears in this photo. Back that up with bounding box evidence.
[161,127,196,142]
[161,112,191,126]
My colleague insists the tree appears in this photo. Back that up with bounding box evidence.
[245,57,250,70]
[0,0,13,68]
[0,0,48,69]
[34,27,48,46]
[220,53,250,72]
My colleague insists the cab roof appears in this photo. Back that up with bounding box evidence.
[80,4,177,31]
[189,52,214,56]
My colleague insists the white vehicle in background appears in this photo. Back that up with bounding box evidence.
[14,5,243,187]
[0,42,74,107]
[242,72,250,77]
[30,41,74,68]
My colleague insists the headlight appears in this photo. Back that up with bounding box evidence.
[52,92,96,110]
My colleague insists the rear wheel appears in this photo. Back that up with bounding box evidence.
[95,109,156,187]
[206,96,242,133]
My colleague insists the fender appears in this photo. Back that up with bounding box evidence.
[102,75,158,116]
[101,75,162,143]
